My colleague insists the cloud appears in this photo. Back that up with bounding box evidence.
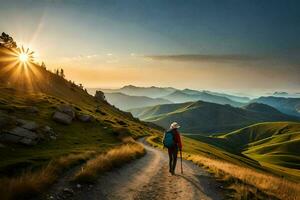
[61,54,99,61]
[145,54,264,63]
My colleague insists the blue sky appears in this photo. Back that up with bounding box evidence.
[0,0,299,94]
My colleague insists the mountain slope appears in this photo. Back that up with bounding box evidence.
[162,90,243,107]
[103,92,172,110]
[252,96,300,117]
[221,122,300,170]
[129,101,299,134]
[0,46,161,176]
[184,122,300,180]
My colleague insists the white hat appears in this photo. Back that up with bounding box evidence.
[170,122,180,129]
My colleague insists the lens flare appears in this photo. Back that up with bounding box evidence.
[19,53,29,62]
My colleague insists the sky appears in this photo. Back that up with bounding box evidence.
[0,0,299,96]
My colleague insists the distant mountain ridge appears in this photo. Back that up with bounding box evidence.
[163,90,243,107]
[104,92,172,110]
[91,85,177,98]
[87,85,251,109]
[252,96,300,117]
[129,101,299,134]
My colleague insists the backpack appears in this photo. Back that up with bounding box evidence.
[163,130,175,148]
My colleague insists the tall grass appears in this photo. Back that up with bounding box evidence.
[73,142,145,183]
[187,154,300,200]
[0,151,95,200]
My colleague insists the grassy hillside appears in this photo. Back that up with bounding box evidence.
[252,96,300,117]
[0,46,161,177]
[185,122,300,180]
[103,92,172,110]
[222,122,300,173]
[129,101,299,135]
[148,122,300,199]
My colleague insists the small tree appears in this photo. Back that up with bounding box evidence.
[0,32,17,48]
[60,68,65,78]
[41,62,46,69]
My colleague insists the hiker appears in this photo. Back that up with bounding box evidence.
[163,122,182,175]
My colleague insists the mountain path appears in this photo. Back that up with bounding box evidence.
[45,138,225,200]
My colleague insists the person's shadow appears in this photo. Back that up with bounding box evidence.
[175,173,224,199]
[175,173,205,193]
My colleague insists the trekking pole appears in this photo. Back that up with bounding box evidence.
[180,149,183,174]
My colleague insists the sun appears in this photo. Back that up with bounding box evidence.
[15,46,35,64]
[19,52,29,62]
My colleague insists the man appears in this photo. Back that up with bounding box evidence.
[163,122,182,175]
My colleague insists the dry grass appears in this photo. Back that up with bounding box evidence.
[0,151,95,200]
[73,142,145,183]
[186,154,300,200]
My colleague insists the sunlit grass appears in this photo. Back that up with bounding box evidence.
[147,135,300,199]
[186,154,300,200]
[73,142,145,183]
[0,151,96,200]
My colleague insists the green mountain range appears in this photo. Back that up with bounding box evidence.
[129,101,299,134]
[223,122,300,169]
[188,122,300,179]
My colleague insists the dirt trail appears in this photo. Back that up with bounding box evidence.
[66,138,225,200]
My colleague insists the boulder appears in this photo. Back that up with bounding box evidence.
[7,127,38,139]
[17,119,39,131]
[77,114,94,122]
[0,127,38,145]
[57,105,75,119]
[53,111,72,125]
[19,137,37,145]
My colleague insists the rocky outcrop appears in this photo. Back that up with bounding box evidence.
[0,111,55,145]
[0,126,38,145]
[53,105,75,125]
[77,114,94,122]
[95,91,105,101]
[17,119,39,131]
[53,111,73,125]
[57,105,76,119]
